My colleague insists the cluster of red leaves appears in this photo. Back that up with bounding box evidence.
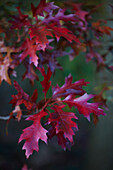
[0,0,109,158]
[9,67,105,158]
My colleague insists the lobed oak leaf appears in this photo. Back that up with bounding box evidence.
[48,122,71,150]
[47,24,80,43]
[10,81,38,110]
[19,38,39,67]
[31,0,58,17]
[52,74,89,99]
[29,26,53,51]
[48,105,78,143]
[9,7,30,29]
[63,93,106,121]
[38,66,52,98]
[57,131,72,151]
[19,110,48,158]
[42,8,76,25]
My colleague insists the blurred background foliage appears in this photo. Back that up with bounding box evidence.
[0,0,113,170]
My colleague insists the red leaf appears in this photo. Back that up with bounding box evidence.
[31,0,58,17]
[48,105,78,143]
[10,81,37,110]
[31,89,38,103]
[19,110,48,158]
[9,7,30,29]
[19,38,39,67]
[72,3,88,23]
[47,24,80,43]
[29,26,53,51]
[63,93,106,121]
[42,8,76,25]
[57,131,69,150]
[52,74,89,99]
[92,21,113,36]
[39,66,52,97]
[48,122,72,150]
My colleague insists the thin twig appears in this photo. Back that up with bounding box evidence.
[0,116,10,120]
[0,115,30,121]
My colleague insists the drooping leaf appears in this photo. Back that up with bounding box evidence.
[19,110,48,158]
[48,105,78,143]
[48,122,71,150]
[63,93,106,121]
[39,66,52,98]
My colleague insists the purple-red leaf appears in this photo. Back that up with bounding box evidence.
[52,74,89,99]
[29,26,53,51]
[47,24,80,43]
[19,38,39,67]
[31,0,58,17]
[48,123,71,150]
[10,81,37,110]
[19,110,48,158]
[63,93,106,121]
[39,66,52,97]
[22,62,39,86]
[48,105,78,143]
[42,8,76,25]
[9,7,30,29]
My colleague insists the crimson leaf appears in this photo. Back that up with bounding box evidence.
[31,0,58,17]
[47,23,80,43]
[19,110,48,158]
[63,93,106,121]
[19,38,39,67]
[39,66,52,98]
[10,80,38,110]
[48,105,78,143]
[52,74,89,99]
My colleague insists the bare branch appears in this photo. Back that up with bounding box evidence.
[0,115,30,121]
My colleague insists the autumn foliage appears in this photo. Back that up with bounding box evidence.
[0,0,113,158]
